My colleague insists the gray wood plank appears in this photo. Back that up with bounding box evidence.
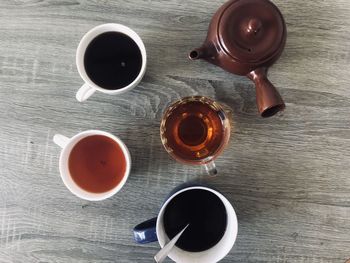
[0,0,349,262]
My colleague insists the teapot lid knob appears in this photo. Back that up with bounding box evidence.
[246,18,262,35]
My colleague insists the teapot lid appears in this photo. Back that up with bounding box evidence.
[218,0,286,63]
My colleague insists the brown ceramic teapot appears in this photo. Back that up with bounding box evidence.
[189,0,286,117]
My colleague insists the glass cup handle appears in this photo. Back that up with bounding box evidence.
[204,161,218,176]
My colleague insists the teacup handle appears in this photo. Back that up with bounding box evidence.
[76,83,96,102]
[53,134,70,148]
[133,217,158,244]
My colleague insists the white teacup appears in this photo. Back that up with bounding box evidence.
[53,130,131,201]
[76,23,147,102]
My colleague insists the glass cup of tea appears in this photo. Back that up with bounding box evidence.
[160,96,231,176]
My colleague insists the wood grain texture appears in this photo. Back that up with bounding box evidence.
[0,0,349,262]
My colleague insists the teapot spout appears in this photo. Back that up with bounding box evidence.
[189,46,212,60]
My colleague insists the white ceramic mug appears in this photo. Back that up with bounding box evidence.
[134,185,238,263]
[76,23,147,102]
[53,130,131,201]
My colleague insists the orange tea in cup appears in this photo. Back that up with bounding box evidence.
[160,96,230,175]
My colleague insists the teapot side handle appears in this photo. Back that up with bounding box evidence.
[248,67,286,117]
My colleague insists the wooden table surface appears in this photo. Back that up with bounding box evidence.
[0,0,349,262]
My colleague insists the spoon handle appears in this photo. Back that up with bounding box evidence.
[154,224,189,263]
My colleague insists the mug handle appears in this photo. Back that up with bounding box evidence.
[133,217,158,244]
[76,83,96,102]
[53,134,70,148]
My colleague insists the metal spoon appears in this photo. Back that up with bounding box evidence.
[154,224,189,263]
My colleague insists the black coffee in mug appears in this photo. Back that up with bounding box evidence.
[163,189,227,252]
[84,32,142,90]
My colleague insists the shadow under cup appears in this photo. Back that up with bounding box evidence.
[160,96,231,175]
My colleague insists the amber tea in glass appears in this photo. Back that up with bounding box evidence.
[160,96,230,176]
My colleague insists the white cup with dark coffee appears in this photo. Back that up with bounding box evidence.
[76,23,147,102]
[133,185,238,262]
